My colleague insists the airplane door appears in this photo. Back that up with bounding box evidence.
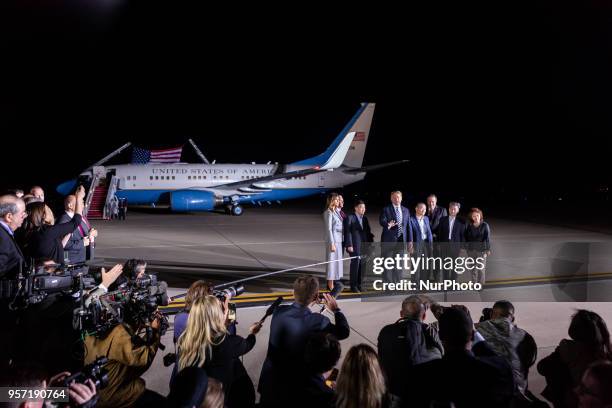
[318,173,325,188]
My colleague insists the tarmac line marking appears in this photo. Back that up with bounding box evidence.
[99,240,324,250]
[162,271,612,307]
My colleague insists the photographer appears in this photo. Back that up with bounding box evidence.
[411,307,515,408]
[258,275,350,408]
[14,263,124,375]
[378,295,443,399]
[299,332,342,408]
[83,307,166,408]
[174,295,262,408]
[173,280,213,344]
[475,301,537,401]
[107,259,147,291]
[1,364,98,408]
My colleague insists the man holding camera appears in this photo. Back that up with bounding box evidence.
[475,300,537,400]
[83,309,166,408]
[258,275,350,407]
[378,295,443,399]
[14,263,124,376]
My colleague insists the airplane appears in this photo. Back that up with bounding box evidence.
[57,103,407,217]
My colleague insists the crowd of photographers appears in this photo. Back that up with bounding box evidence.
[1,187,612,408]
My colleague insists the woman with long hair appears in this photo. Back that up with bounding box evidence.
[464,207,491,285]
[323,192,344,297]
[336,344,400,408]
[20,186,86,264]
[174,280,213,343]
[176,295,262,408]
[538,309,612,408]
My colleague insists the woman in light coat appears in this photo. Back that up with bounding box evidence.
[323,192,344,297]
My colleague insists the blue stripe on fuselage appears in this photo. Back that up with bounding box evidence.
[115,190,169,205]
[115,188,330,207]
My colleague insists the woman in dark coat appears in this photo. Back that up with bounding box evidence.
[20,186,86,264]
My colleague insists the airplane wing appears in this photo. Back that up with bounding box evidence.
[199,132,356,195]
[342,160,409,174]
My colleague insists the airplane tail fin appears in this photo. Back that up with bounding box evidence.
[321,132,355,169]
[292,103,375,168]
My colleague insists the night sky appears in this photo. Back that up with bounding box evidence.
[1,2,611,212]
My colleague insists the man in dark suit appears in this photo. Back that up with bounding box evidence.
[410,203,433,282]
[427,195,447,282]
[437,202,465,280]
[379,191,413,283]
[258,276,350,407]
[58,194,97,270]
[411,307,515,408]
[344,199,374,292]
[0,195,26,279]
[0,194,27,368]
[426,194,447,240]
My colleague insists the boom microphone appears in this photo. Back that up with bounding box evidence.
[259,296,283,324]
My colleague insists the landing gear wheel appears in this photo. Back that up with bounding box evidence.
[230,205,243,216]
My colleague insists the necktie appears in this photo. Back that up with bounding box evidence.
[395,207,402,238]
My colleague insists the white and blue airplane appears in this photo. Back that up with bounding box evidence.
[57,103,407,216]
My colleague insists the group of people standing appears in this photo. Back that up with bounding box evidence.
[323,191,492,294]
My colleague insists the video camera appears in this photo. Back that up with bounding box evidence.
[76,273,170,338]
[0,262,97,309]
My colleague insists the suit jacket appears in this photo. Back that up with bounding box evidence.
[58,212,91,264]
[427,206,448,239]
[379,205,413,243]
[0,225,24,279]
[258,303,350,406]
[409,216,433,245]
[437,216,465,243]
[344,213,374,254]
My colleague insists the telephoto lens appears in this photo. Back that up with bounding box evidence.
[214,285,245,301]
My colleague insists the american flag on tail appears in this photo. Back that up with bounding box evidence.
[132,146,184,164]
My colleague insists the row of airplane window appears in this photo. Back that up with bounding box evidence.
[124,175,308,182]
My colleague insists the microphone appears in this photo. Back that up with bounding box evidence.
[259,296,283,324]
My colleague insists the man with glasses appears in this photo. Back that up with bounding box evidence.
[0,194,27,279]
[0,194,27,367]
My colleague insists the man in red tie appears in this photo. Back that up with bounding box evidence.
[58,194,98,271]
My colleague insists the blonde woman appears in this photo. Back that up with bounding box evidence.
[173,280,213,344]
[175,295,262,408]
[336,344,400,408]
[323,193,344,297]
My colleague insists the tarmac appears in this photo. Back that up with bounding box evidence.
[87,203,612,401]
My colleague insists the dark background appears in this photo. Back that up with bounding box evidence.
[1,1,610,223]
